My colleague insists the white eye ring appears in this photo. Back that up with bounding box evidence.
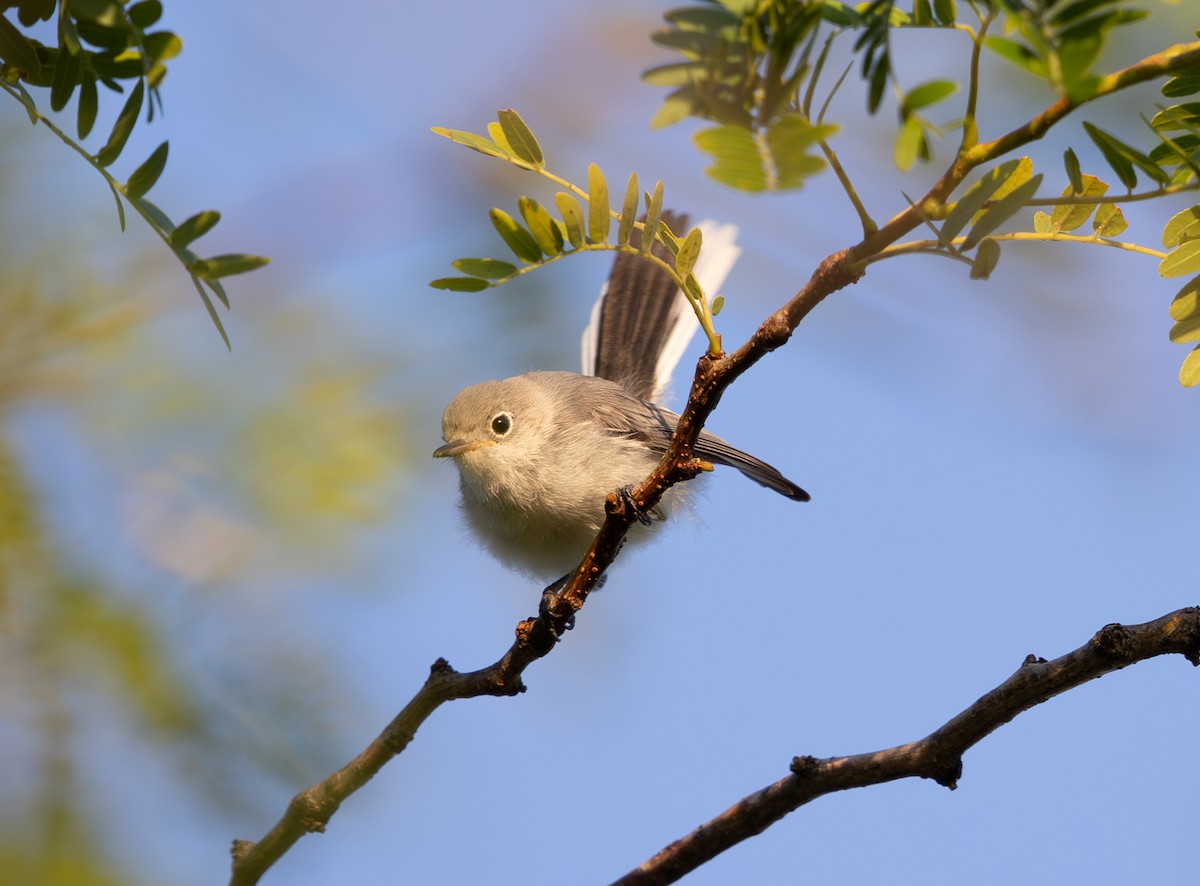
[490,412,514,436]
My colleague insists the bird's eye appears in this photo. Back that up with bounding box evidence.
[490,412,513,436]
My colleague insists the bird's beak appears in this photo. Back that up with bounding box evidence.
[433,439,496,458]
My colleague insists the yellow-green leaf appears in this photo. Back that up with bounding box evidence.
[1179,345,1200,387]
[430,276,490,292]
[1159,240,1200,278]
[963,173,1043,249]
[1162,205,1200,248]
[617,172,639,247]
[555,192,585,248]
[1169,275,1200,321]
[970,237,1001,279]
[1049,175,1106,233]
[451,258,518,279]
[489,208,542,263]
[587,163,609,244]
[1092,203,1127,238]
[497,108,544,166]
[941,158,1027,244]
[641,181,664,255]
[675,227,702,278]
[518,197,562,256]
[1169,314,1200,344]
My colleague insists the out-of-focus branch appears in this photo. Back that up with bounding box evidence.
[613,608,1200,886]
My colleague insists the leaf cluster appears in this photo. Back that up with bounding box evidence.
[430,110,728,354]
[0,1,268,347]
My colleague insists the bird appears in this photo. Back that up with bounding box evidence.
[434,212,808,584]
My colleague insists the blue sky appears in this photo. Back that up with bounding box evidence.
[5,2,1198,885]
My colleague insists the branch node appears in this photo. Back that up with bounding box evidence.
[789,755,820,776]
[430,657,456,677]
[1021,653,1047,666]
[931,760,963,790]
[230,839,254,862]
[1092,623,1131,658]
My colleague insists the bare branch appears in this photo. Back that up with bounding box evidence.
[613,608,1200,886]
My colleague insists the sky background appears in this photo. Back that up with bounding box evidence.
[2,2,1198,885]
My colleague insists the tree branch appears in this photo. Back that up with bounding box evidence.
[230,36,1200,886]
[613,607,1200,886]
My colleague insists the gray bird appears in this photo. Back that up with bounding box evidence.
[434,213,808,583]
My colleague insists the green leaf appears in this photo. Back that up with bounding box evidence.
[1169,314,1200,344]
[940,158,1026,244]
[554,192,585,249]
[68,0,123,25]
[1082,121,1168,188]
[1159,240,1200,279]
[496,108,543,167]
[1169,275,1200,321]
[1162,205,1200,248]
[969,237,1001,279]
[430,276,490,292]
[962,173,1043,249]
[50,42,84,111]
[96,77,144,167]
[191,253,270,280]
[76,74,98,138]
[518,196,562,256]
[1092,203,1127,237]
[867,52,889,114]
[451,258,518,279]
[1163,69,1200,98]
[1033,210,1052,234]
[169,210,220,249]
[587,163,609,244]
[1179,345,1200,388]
[894,115,925,172]
[124,140,168,200]
[901,79,957,114]
[983,37,1046,79]
[489,208,541,263]
[59,9,81,55]
[1049,174,1107,233]
[912,0,932,27]
[649,89,697,129]
[128,0,163,28]
[932,0,956,25]
[0,12,42,76]
[711,294,725,316]
[133,195,172,233]
[1150,103,1200,133]
[191,275,230,350]
[641,180,664,255]
[675,227,702,278]
[5,79,37,128]
[617,172,638,247]
[430,126,512,163]
[1063,148,1083,193]
[143,30,182,64]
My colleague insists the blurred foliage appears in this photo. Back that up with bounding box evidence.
[0,0,268,347]
[0,148,415,882]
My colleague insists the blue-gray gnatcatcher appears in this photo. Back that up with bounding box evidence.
[434,213,808,582]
